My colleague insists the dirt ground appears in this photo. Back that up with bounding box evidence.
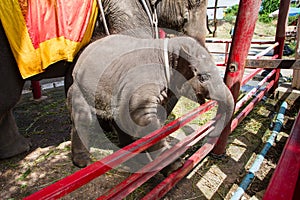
[1,20,299,199]
[0,78,299,199]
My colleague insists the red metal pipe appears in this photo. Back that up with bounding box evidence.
[31,80,42,100]
[216,62,226,66]
[213,0,263,155]
[271,0,290,93]
[98,121,215,200]
[206,39,274,45]
[237,69,276,111]
[271,54,279,59]
[224,0,262,101]
[235,41,278,87]
[263,111,300,200]
[142,137,219,200]
[241,68,263,87]
[231,79,275,132]
[250,42,279,59]
[24,101,217,200]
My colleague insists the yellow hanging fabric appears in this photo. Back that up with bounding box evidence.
[0,0,98,79]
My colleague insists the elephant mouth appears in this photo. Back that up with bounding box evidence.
[196,93,207,105]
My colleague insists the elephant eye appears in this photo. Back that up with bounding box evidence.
[197,73,210,83]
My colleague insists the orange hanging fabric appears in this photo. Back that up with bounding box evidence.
[0,0,98,79]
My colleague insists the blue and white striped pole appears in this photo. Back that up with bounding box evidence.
[230,101,288,200]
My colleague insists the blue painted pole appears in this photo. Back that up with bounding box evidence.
[230,101,288,200]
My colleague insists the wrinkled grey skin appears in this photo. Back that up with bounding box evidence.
[0,0,211,170]
[155,0,208,46]
[67,35,234,172]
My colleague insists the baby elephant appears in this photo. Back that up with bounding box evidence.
[67,35,234,175]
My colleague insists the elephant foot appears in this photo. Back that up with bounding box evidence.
[0,135,31,159]
[0,109,31,159]
[72,151,91,168]
[160,157,185,177]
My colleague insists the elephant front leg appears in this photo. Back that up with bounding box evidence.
[0,110,31,159]
[71,126,91,168]
[130,102,184,176]
[67,84,92,168]
[0,19,29,159]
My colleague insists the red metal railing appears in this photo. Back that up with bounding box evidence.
[24,0,293,198]
[263,111,300,200]
[235,69,276,112]
[206,39,277,66]
[25,63,276,199]
[98,120,216,199]
[24,101,217,200]
[142,137,219,200]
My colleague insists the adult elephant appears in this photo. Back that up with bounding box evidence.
[0,0,212,163]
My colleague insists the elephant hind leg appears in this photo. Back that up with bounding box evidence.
[0,110,31,159]
[111,120,134,148]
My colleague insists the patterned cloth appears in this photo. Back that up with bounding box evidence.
[0,0,98,78]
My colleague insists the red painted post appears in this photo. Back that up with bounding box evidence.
[159,28,166,39]
[212,0,263,155]
[271,0,290,93]
[263,111,300,200]
[31,80,42,100]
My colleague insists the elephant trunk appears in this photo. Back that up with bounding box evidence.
[208,83,234,138]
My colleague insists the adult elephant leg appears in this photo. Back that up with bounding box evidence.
[0,21,29,159]
[0,110,30,158]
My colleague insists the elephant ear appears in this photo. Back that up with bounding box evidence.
[177,46,198,80]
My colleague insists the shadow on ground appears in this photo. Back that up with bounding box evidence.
[0,85,298,199]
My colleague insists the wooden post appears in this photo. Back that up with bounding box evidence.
[292,15,300,89]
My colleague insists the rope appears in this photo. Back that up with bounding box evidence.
[141,0,159,39]
[141,0,154,25]
[164,38,170,85]
[153,7,159,39]
[97,0,110,35]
